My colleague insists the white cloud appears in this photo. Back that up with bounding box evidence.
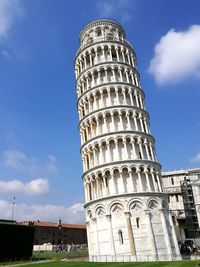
[0,178,50,196]
[96,0,132,22]
[3,150,27,170]
[3,150,58,175]
[0,0,23,40]
[190,153,200,164]
[0,199,85,223]
[149,25,200,85]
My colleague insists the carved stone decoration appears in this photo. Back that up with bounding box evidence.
[149,200,159,214]
[111,204,124,218]
[96,208,106,220]
[130,201,143,216]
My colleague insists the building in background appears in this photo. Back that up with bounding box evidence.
[162,168,200,245]
[21,220,87,245]
[75,19,180,261]
[0,219,34,260]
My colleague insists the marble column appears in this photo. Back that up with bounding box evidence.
[106,215,116,257]
[145,209,158,259]
[92,218,100,256]
[168,210,181,257]
[160,208,173,257]
[125,212,136,256]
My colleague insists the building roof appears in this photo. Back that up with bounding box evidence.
[162,168,200,176]
[20,221,86,229]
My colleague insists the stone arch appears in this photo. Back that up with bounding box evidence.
[94,204,105,215]
[148,198,161,210]
[109,201,124,214]
[129,199,144,213]
[121,166,130,192]
[87,209,93,219]
[96,27,102,37]
[96,170,103,178]
[112,166,120,174]
[121,165,129,172]
[90,172,95,179]
[130,165,137,172]
[129,200,144,230]
[106,32,114,40]
[108,136,115,143]
[103,168,111,176]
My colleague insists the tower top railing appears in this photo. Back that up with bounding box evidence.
[80,18,125,37]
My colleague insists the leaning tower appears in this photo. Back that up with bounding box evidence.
[74,19,180,261]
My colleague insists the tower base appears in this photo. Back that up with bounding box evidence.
[85,193,181,262]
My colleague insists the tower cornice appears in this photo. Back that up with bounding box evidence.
[76,83,145,104]
[74,39,135,65]
[82,160,162,179]
[80,130,155,151]
[78,105,150,127]
[83,192,167,209]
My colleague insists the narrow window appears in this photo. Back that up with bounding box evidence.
[118,230,124,244]
[84,131,87,142]
[143,121,146,133]
[148,147,152,160]
[176,195,179,202]
[136,217,140,228]
[105,178,108,187]
[89,183,92,200]
[97,30,101,36]
[171,177,174,185]
[87,156,90,169]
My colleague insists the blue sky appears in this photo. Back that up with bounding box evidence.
[0,0,200,223]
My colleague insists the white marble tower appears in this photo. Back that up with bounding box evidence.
[74,19,180,261]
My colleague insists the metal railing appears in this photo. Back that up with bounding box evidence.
[90,254,182,262]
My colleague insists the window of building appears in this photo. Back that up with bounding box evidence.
[148,147,152,160]
[105,178,108,187]
[87,37,93,44]
[136,217,140,228]
[96,28,102,37]
[89,183,92,200]
[107,33,113,40]
[87,157,89,169]
[176,195,179,202]
[168,195,170,203]
[171,177,174,185]
[112,51,117,61]
[118,230,124,244]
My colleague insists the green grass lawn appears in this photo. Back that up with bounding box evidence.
[0,251,88,266]
[32,251,88,260]
[15,260,200,267]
